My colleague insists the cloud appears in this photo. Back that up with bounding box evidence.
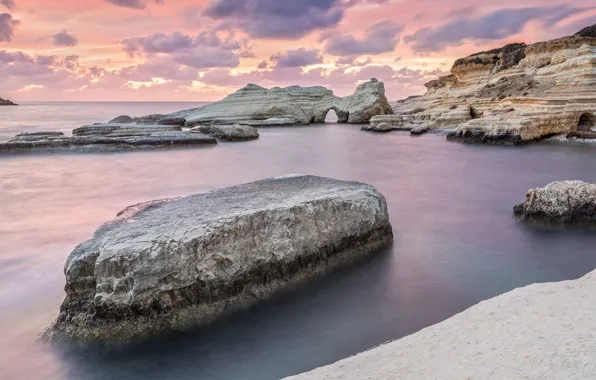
[404,5,588,52]
[105,0,162,9]
[1,0,14,11]
[0,13,18,42]
[257,60,268,69]
[203,0,346,39]
[123,32,194,55]
[270,48,323,68]
[325,19,403,56]
[52,29,79,47]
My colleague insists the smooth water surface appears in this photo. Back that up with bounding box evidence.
[2,102,596,380]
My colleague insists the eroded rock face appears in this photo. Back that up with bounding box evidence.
[0,97,17,106]
[367,23,596,144]
[190,124,259,141]
[513,181,596,224]
[128,79,392,128]
[0,124,216,154]
[44,175,393,342]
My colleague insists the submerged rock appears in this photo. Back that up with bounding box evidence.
[0,97,17,106]
[286,269,596,380]
[513,181,596,224]
[44,175,393,342]
[191,124,259,141]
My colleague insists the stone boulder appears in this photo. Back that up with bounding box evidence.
[43,175,393,342]
[191,124,259,141]
[410,125,430,135]
[513,181,596,224]
[362,121,393,133]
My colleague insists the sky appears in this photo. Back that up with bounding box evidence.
[0,0,594,102]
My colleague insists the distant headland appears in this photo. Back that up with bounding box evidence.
[0,98,17,106]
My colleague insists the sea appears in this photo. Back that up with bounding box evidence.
[1,101,596,380]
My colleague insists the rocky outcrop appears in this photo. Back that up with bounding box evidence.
[121,79,392,128]
[190,124,259,141]
[367,23,596,144]
[44,175,393,342]
[0,125,216,154]
[107,114,187,126]
[286,269,596,380]
[513,181,596,224]
[0,97,17,106]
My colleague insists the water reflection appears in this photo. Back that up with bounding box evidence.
[2,120,596,379]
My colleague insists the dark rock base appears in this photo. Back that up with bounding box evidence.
[44,225,393,342]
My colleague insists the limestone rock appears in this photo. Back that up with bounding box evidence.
[0,125,216,154]
[513,181,596,224]
[108,115,134,124]
[190,124,259,141]
[286,269,596,380]
[72,123,181,137]
[129,79,393,128]
[0,97,17,106]
[366,23,596,144]
[44,175,393,342]
[361,121,393,133]
[410,125,430,135]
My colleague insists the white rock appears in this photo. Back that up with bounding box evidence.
[287,269,596,380]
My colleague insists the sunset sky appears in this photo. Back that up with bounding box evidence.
[0,0,594,102]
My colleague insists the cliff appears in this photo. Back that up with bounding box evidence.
[367,23,596,144]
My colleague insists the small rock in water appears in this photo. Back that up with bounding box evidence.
[190,124,259,141]
[513,181,596,224]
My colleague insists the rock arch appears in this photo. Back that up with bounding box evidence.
[578,113,595,131]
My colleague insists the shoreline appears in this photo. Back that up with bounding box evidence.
[286,270,596,380]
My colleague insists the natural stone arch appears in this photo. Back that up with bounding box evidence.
[313,107,350,123]
[578,113,595,131]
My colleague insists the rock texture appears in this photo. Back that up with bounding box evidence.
[513,181,596,224]
[0,125,216,154]
[44,175,393,342]
[286,269,596,380]
[0,97,17,106]
[122,79,392,128]
[190,124,259,141]
[107,114,186,126]
[367,24,596,144]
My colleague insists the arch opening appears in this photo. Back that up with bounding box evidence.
[578,113,595,131]
[324,108,339,123]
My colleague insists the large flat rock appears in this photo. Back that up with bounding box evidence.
[287,270,596,380]
[0,126,217,154]
[44,175,393,342]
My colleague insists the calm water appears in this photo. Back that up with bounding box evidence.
[2,102,596,380]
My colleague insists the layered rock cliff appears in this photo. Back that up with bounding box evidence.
[128,79,393,127]
[367,24,596,144]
